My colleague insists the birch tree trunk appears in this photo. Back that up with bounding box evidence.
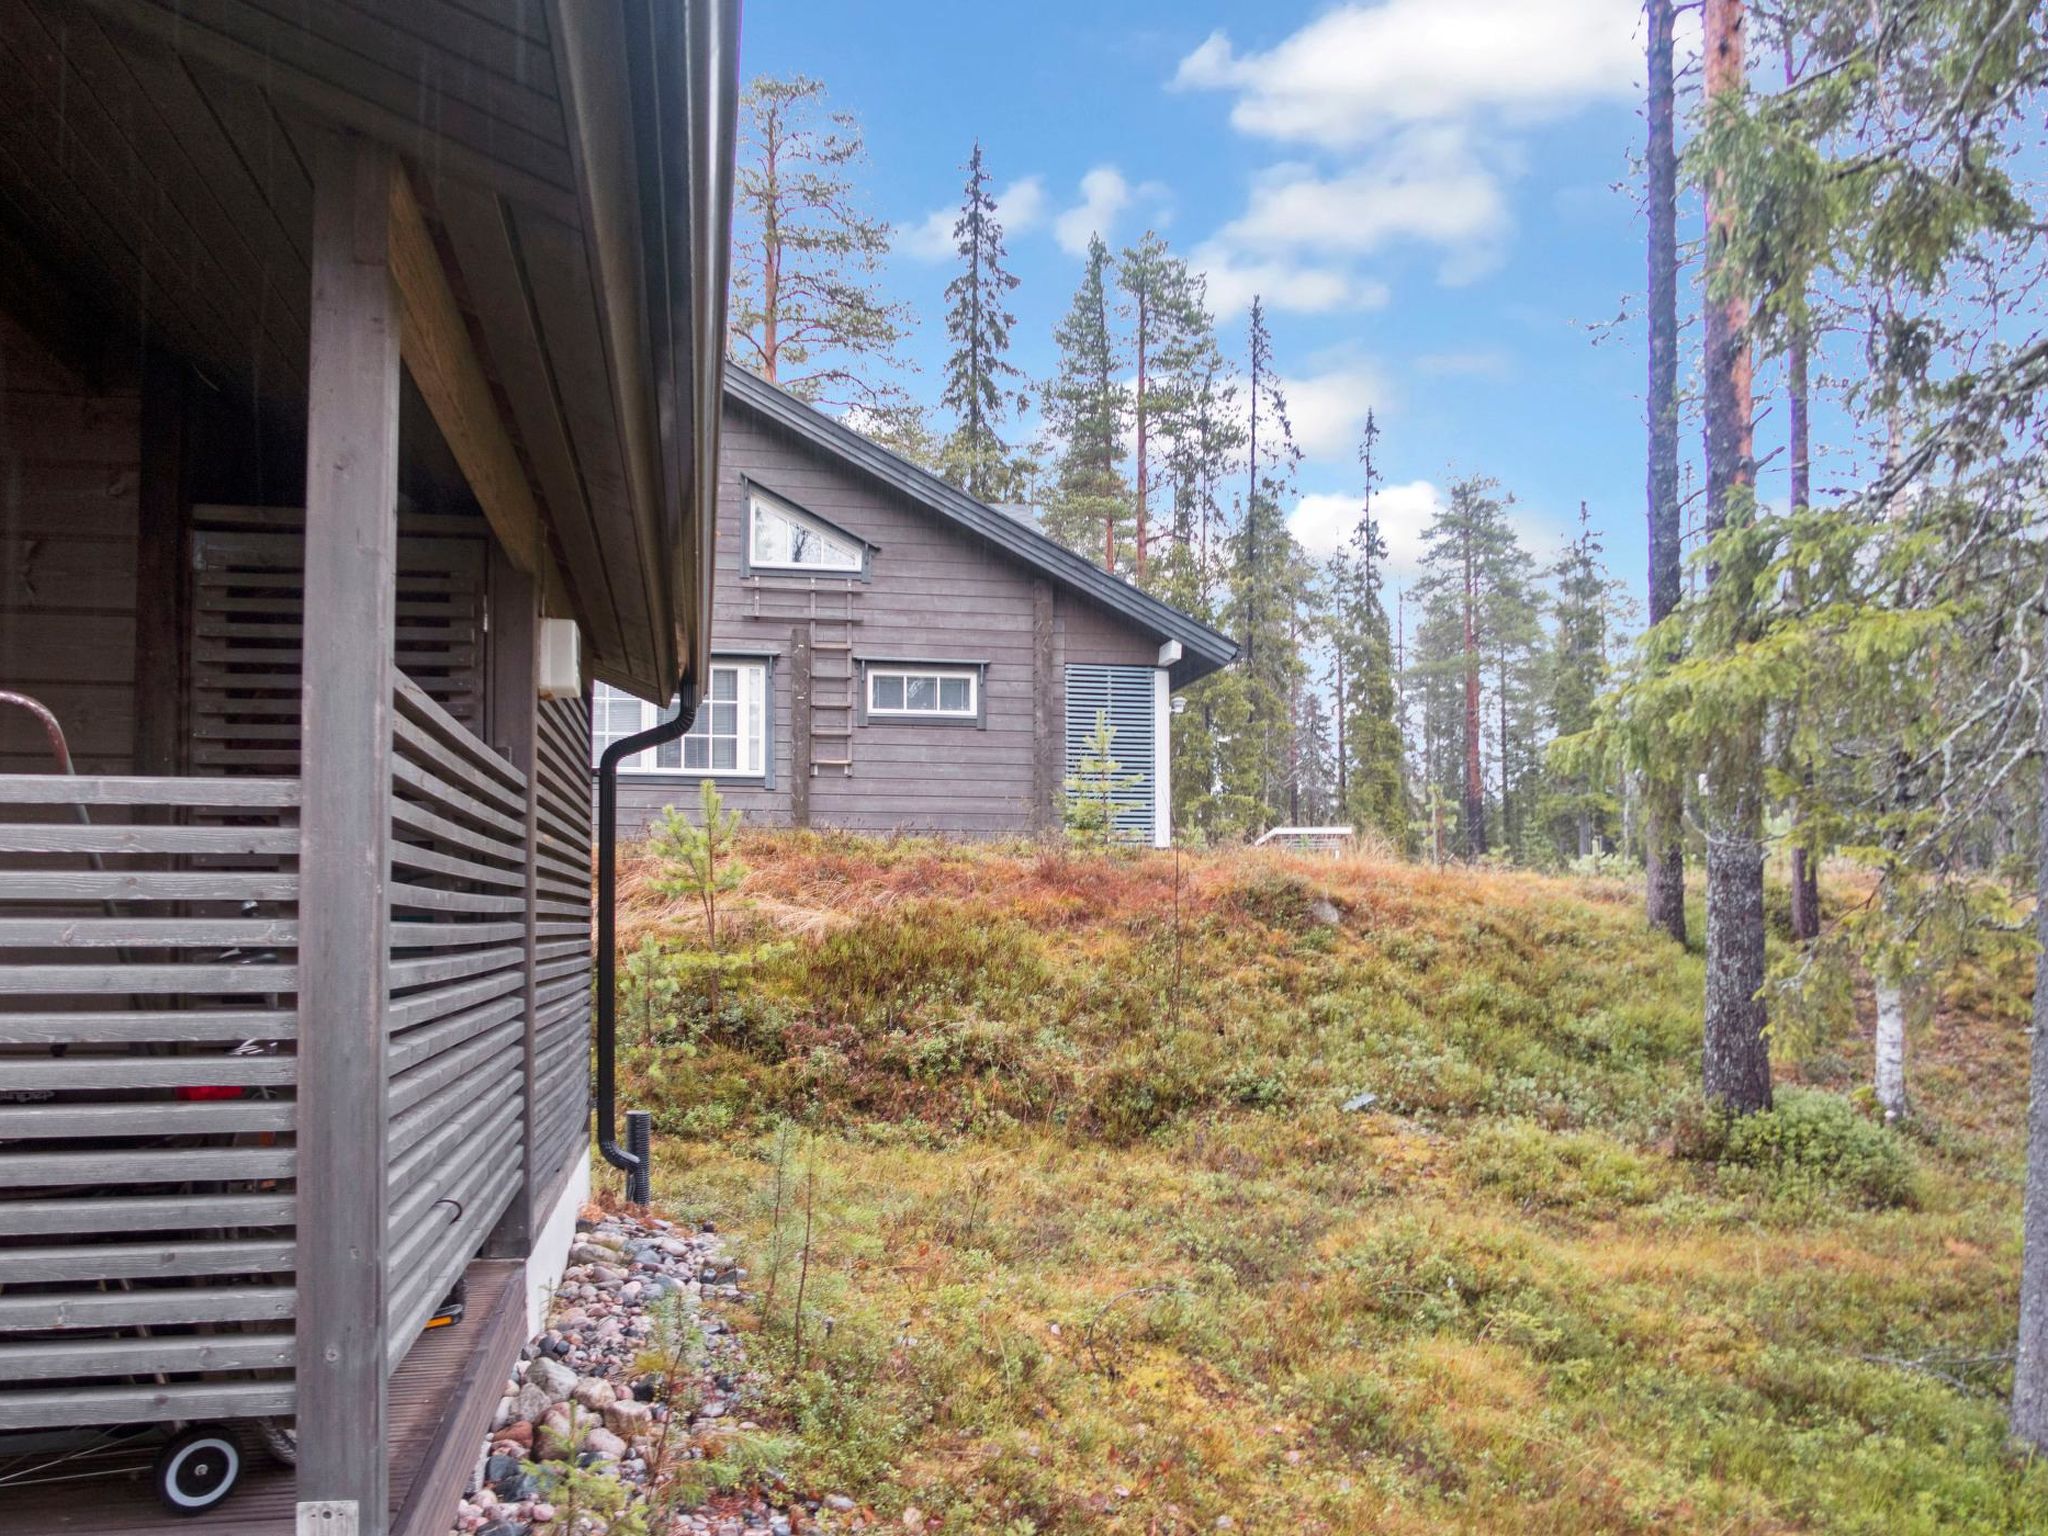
[1700,0,1773,1115]
[1644,0,1689,945]
[2011,748,2048,1451]
[1874,982,1908,1122]
[1462,530,1487,858]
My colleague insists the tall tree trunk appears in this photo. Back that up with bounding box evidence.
[1498,634,1511,855]
[2011,744,2048,1451]
[1874,981,1908,1121]
[1784,39,1821,945]
[1335,649,1348,809]
[1700,0,1771,1115]
[1644,0,1689,945]
[1134,284,1149,580]
[1244,310,1259,664]
[1462,531,1486,858]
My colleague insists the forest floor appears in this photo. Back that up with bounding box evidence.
[605,832,2048,1535]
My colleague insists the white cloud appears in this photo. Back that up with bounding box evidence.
[1172,0,1644,149]
[1176,0,1652,296]
[1192,244,1391,318]
[897,175,1048,262]
[1277,363,1393,459]
[1290,480,1443,577]
[998,175,1048,234]
[1214,125,1510,283]
[1055,167,1128,255]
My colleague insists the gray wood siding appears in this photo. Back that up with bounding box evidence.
[0,311,140,775]
[613,400,1171,839]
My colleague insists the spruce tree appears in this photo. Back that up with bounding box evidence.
[1543,504,1621,860]
[1041,235,1130,567]
[1220,297,1309,831]
[1330,410,1406,845]
[939,142,1027,501]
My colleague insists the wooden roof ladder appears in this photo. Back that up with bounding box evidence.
[805,578,858,777]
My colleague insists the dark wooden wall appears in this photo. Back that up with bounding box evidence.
[612,399,1162,839]
[0,312,141,774]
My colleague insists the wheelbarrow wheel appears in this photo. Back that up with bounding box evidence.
[153,1424,241,1517]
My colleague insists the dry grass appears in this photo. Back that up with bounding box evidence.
[604,834,2047,1535]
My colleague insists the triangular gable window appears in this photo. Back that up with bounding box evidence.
[748,486,864,573]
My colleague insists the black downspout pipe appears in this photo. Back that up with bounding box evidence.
[596,675,699,1204]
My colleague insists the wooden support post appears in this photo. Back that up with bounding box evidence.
[295,133,401,1536]
[1031,579,1057,834]
[134,353,185,777]
[790,625,812,828]
[484,546,539,1258]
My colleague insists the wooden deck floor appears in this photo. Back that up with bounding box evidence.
[0,1258,525,1536]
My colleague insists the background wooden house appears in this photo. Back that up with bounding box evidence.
[0,2,739,1532]
[597,369,1238,847]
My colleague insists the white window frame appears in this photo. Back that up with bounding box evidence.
[746,485,864,574]
[591,662,770,777]
[864,665,980,721]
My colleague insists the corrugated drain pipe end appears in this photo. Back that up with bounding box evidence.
[596,675,699,1201]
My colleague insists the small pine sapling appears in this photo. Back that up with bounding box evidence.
[647,780,748,1013]
[620,934,681,1050]
[1064,710,1145,850]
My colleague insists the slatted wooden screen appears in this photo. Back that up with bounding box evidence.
[190,520,486,774]
[531,694,592,1214]
[383,672,529,1368]
[0,774,299,1428]
[1063,664,1158,843]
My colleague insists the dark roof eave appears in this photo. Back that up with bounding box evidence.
[724,368,1240,685]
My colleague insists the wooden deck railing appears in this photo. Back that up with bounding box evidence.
[0,773,300,1429]
[384,673,531,1367]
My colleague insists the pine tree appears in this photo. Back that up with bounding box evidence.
[1118,233,1209,584]
[1041,234,1130,566]
[729,76,914,414]
[1414,476,1523,860]
[1643,0,1689,943]
[939,142,1027,501]
[1698,0,1773,1117]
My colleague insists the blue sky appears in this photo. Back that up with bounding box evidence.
[738,0,1700,615]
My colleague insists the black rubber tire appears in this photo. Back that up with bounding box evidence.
[153,1425,241,1517]
[254,1417,298,1469]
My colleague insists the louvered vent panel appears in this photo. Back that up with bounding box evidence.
[1063,664,1156,843]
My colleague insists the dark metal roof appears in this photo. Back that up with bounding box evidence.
[724,368,1240,687]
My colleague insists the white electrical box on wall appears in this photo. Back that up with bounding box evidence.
[537,619,582,700]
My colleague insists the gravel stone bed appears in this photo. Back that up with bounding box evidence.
[448,1205,836,1536]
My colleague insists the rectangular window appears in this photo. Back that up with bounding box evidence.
[748,486,864,573]
[865,665,979,720]
[591,663,769,777]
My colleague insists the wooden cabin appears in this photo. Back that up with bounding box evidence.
[598,369,1239,847]
[0,2,739,1532]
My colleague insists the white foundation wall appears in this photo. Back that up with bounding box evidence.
[525,1156,593,1336]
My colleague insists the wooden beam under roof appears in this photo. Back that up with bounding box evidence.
[387,165,574,620]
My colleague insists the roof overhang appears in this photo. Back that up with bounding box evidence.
[63,0,741,704]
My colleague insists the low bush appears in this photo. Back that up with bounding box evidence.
[1458,1119,1672,1216]
[1685,1089,1922,1209]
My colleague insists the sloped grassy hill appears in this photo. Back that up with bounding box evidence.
[613,833,2046,1535]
